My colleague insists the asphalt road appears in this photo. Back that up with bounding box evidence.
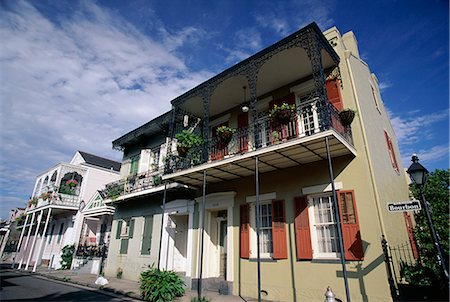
[0,266,139,302]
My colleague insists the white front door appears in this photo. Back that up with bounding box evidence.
[172,215,188,273]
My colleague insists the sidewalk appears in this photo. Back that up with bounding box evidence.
[26,266,244,302]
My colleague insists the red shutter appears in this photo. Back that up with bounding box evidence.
[384,131,399,171]
[326,79,343,111]
[271,200,287,259]
[294,197,313,260]
[238,112,248,152]
[403,212,419,260]
[338,190,364,260]
[240,204,250,259]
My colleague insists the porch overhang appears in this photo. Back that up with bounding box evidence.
[162,130,356,187]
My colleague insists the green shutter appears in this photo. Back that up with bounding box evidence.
[128,219,135,239]
[116,220,123,239]
[120,239,129,254]
[141,216,153,255]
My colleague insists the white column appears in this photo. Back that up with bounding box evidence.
[25,210,43,270]
[33,208,52,272]
[186,208,194,278]
[12,214,29,268]
[226,205,234,282]
[0,229,11,257]
[18,212,35,269]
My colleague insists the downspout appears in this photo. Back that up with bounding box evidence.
[344,50,387,237]
[198,170,207,299]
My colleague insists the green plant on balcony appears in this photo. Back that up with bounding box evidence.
[28,197,38,207]
[175,130,203,158]
[106,182,124,200]
[216,125,236,145]
[269,103,296,125]
[40,191,52,201]
[338,108,356,126]
[15,214,26,226]
[152,175,162,186]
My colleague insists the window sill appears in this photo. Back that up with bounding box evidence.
[311,258,341,264]
[249,257,277,263]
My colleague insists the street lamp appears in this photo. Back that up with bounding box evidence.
[406,154,449,281]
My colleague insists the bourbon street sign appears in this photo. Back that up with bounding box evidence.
[387,200,421,212]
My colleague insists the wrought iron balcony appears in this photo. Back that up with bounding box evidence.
[27,190,82,211]
[165,97,353,175]
[103,169,163,200]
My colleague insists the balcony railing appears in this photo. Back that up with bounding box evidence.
[165,97,352,174]
[27,190,81,211]
[103,170,163,200]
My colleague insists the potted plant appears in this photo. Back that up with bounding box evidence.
[66,179,78,188]
[269,103,296,125]
[339,108,356,126]
[175,130,203,157]
[28,197,38,207]
[216,125,236,145]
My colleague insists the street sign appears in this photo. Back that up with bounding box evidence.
[387,200,421,212]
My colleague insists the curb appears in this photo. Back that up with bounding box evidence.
[27,270,143,301]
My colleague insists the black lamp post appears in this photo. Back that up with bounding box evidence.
[406,154,449,281]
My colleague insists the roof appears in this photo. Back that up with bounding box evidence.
[78,151,121,172]
[112,110,172,149]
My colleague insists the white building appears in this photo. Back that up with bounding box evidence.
[15,151,120,271]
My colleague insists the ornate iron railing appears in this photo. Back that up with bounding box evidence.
[75,244,108,258]
[164,97,353,174]
[103,170,163,200]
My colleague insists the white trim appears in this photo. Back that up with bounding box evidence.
[196,192,236,210]
[246,192,276,203]
[302,182,343,195]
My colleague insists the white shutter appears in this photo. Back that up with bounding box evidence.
[138,149,151,173]
[159,143,167,168]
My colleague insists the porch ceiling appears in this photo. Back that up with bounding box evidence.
[163,130,356,187]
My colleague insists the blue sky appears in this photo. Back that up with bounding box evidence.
[0,0,448,219]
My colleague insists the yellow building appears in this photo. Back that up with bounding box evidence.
[104,23,411,301]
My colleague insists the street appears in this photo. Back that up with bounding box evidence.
[0,265,139,302]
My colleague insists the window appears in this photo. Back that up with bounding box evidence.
[257,203,273,255]
[116,219,134,254]
[129,156,139,175]
[141,216,153,255]
[309,194,339,258]
[294,190,363,261]
[370,80,381,113]
[240,199,287,260]
[384,131,399,172]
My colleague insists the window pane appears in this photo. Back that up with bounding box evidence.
[257,204,273,254]
[313,195,338,254]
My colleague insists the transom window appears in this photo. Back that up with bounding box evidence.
[309,194,339,258]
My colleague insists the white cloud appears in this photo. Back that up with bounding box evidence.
[416,144,449,164]
[390,109,448,145]
[0,1,212,218]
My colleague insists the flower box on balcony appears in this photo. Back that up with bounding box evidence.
[339,108,356,127]
[269,103,296,125]
[216,126,236,145]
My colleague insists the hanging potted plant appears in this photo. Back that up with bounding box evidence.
[175,130,203,158]
[269,103,296,125]
[339,108,356,126]
[66,179,79,188]
[216,125,236,145]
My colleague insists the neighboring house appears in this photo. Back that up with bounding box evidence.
[0,208,26,261]
[103,23,411,301]
[15,151,121,271]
